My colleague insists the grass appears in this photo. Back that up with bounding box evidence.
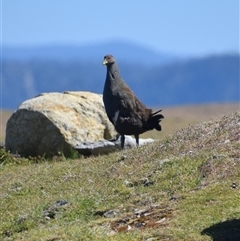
[0,110,240,240]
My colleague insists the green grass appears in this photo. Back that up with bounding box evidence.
[0,111,240,240]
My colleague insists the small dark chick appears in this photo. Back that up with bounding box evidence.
[102,54,164,149]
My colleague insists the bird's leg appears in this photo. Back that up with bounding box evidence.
[134,134,139,147]
[120,135,125,149]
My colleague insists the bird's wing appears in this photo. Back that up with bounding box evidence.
[117,85,150,121]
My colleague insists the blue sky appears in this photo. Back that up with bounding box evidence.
[1,0,239,56]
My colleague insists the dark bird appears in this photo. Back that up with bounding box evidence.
[102,54,164,149]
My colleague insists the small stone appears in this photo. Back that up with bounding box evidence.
[123,180,133,187]
[104,210,118,218]
[43,200,69,219]
[135,222,145,228]
[135,209,147,216]
[146,238,157,241]
[155,217,166,223]
[54,200,69,206]
[127,225,132,230]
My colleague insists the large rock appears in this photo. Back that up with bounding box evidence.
[5,91,116,157]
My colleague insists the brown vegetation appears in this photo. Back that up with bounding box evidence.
[1,103,239,142]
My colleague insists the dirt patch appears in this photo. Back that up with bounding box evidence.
[109,205,173,232]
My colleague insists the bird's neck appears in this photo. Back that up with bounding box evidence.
[106,63,121,83]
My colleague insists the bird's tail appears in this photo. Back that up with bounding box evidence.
[146,110,164,131]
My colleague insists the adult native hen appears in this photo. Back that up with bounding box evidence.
[102,54,164,149]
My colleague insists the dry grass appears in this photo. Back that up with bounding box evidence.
[144,102,239,139]
[1,103,239,142]
[0,110,239,240]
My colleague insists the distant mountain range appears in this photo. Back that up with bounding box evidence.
[2,41,239,109]
[2,40,177,65]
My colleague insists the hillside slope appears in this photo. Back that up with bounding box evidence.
[0,111,239,240]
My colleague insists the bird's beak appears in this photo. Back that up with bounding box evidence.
[102,59,107,65]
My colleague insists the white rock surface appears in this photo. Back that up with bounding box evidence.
[5,91,116,157]
[75,135,155,155]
